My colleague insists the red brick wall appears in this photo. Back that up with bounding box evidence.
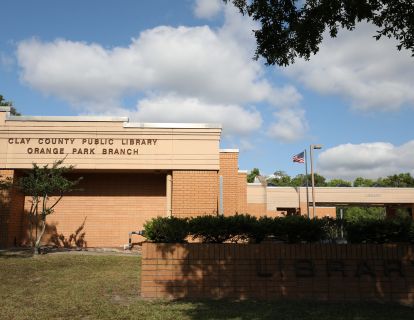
[219,152,239,215]
[172,170,218,217]
[20,172,166,248]
[141,243,414,304]
[237,172,247,214]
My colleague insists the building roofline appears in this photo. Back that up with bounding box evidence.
[3,110,223,129]
[220,149,239,153]
[6,115,129,122]
[124,122,222,129]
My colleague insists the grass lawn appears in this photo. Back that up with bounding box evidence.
[0,252,413,320]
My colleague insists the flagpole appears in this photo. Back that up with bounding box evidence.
[304,149,310,219]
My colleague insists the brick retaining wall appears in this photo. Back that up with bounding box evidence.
[141,243,414,305]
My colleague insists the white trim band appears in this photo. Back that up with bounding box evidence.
[124,122,222,129]
[6,116,129,122]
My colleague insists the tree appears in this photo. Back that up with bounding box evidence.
[354,173,414,187]
[291,173,326,187]
[247,168,261,183]
[378,173,414,187]
[17,159,81,253]
[267,170,292,186]
[353,177,374,187]
[0,94,21,115]
[326,178,351,187]
[343,206,385,222]
[225,0,414,66]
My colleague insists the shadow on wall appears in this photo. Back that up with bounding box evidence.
[49,217,87,249]
[64,172,166,197]
[20,214,87,250]
[143,243,414,305]
[0,190,11,247]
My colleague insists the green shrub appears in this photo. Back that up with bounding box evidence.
[278,215,328,243]
[321,217,342,241]
[409,224,414,243]
[143,214,413,244]
[143,217,189,243]
[226,214,259,243]
[345,218,412,243]
[188,214,275,244]
[188,215,235,243]
[250,216,274,243]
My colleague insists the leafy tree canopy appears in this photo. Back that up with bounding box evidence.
[251,170,414,188]
[342,206,385,222]
[326,178,352,187]
[0,94,20,115]
[17,159,81,252]
[247,168,261,183]
[225,0,414,66]
[267,170,292,186]
[353,177,375,187]
[375,173,414,187]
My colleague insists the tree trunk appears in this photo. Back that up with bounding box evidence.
[34,219,46,254]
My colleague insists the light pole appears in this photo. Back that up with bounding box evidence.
[310,144,322,219]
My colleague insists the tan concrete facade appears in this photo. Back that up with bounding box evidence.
[0,114,222,171]
[247,184,414,218]
[0,107,248,247]
[1,106,414,248]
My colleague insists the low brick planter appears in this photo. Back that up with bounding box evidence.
[141,243,414,305]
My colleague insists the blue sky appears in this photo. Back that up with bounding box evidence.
[1,0,414,180]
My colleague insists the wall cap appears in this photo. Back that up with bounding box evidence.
[124,122,222,129]
[6,115,129,122]
[220,149,239,153]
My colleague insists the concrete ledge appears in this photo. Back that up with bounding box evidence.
[6,115,129,122]
[124,122,222,129]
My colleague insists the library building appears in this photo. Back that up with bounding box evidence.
[1,106,413,248]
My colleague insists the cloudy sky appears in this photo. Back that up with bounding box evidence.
[1,0,414,181]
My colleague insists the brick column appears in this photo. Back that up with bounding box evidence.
[219,150,239,216]
[237,171,247,213]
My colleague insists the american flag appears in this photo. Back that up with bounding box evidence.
[292,151,305,163]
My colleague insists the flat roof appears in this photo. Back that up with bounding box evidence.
[6,115,129,122]
[3,113,222,129]
[124,122,222,129]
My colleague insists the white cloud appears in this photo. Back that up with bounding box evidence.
[126,94,262,136]
[286,23,414,111]
[318,141,414,180]
[17,26,282,108]
[194,0,223,19]
[267,108,308,142]
[16,6,305,142]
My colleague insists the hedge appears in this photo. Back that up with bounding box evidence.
[143,214,414,244]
